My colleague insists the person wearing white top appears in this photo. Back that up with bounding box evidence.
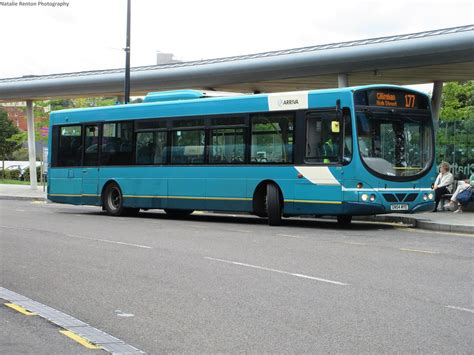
[433,161,454,212]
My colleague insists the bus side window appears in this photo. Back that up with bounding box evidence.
[136,131,167,165]
[250,113,294,163]
[170,130,205,165]
[101,122,134,165]
[57,125,82,167]
[210,128,245,164]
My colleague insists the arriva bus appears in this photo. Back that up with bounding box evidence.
[48,85,436,225]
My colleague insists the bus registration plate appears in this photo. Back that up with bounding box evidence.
[391,204,409,211]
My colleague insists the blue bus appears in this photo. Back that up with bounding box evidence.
[48,85,436,225]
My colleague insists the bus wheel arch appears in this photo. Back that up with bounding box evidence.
[252,180,284,225]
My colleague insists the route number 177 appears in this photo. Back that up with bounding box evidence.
[404,94,416,108]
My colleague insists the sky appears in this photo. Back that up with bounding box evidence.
[0,0,472,92]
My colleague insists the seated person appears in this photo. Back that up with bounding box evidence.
[444,168,474,213]
[432,161,454,212]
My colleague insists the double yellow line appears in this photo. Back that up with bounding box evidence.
[3,302,101,350]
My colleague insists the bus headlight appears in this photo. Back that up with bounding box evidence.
[361,194,369,202]
[423,193,434,201]
[369,194,376,202]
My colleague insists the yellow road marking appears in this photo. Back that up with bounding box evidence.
[4,303,37,316]
[59,330,101,350]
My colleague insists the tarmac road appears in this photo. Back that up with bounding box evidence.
[1,200,473,353]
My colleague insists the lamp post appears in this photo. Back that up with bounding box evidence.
[124,0,131,104]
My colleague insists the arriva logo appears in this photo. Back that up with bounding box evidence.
[268,92,308,111]
[278,98,299,107]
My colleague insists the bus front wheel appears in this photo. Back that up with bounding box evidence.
[266,183,282,226]
[103,182,139,217]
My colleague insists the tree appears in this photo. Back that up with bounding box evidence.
[0,109,22,178]
[440,81,474,121]
[437,81,474,174]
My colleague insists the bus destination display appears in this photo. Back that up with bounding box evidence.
[366,90,428,109]
[354,89,429,110]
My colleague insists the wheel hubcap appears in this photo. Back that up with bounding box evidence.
[109,188,121,210]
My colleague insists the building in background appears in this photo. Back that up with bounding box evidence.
[1,103,27,131]
[156,52,181,65]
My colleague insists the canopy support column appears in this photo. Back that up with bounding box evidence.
[431,80,443,129]
[26,100,37,190]
[338,73,349,88]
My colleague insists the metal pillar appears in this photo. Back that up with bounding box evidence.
[26,100,37,189]
[338,73,349,88]
[124,0,131,104]
[431,80,443,130]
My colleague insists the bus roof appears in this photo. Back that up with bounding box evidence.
[50,84,427,125]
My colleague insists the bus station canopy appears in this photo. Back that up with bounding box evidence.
[0,24,473,102]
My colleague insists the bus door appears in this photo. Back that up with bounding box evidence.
[82,124,100,205]
[295,111,344,213]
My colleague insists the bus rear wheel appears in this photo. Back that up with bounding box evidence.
[103,182,139,216]
[266,183,282,226]
[337,215,352,226]
[164,209,194,218]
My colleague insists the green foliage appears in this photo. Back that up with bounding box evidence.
[3,168,21,180]
[440,81,474,121]
[49,97,117,111]
[11,147,29,161]
[0,109,22,162]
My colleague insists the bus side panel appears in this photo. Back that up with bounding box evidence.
[167,167,206,210]
[205,166,249,212]
[48,167,82,205]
